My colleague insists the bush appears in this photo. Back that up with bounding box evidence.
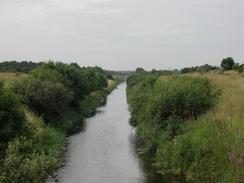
[0,137,57,183]
[148,76,220,124]
[126,74,159,126]
[12,77,73,124]
[0,82,26,156]
[127,75,220,153]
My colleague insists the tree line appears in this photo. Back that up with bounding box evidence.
[0,61,40,73]
[181,57,244,74]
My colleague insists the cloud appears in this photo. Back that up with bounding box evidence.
[0,0,243,70]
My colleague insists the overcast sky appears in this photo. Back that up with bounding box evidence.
[0,0,243,70]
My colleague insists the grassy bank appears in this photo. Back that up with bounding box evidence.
[0,63,118,182]
[127,71,244,182]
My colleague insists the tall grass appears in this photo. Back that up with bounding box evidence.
[127,71,244,182]
[157,71,244,182]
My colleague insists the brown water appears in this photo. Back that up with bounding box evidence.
[53,83,168,183]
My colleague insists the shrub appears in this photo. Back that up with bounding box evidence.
[148,76,220,123]
[0,137,57,183]
[12,77,73,124]
[127,75,220,153]
[0,82,26,156]
[126,74,159,126]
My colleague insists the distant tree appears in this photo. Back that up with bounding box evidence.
[221,57,235,70]
[0,61,40,73]
[236,63,244,73]
[70,63,81,69]
[181,64,218,74]
[135,67,146,74]
[151,69,160,74]
[107,74,114,80]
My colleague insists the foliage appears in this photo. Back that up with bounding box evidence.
[0,82,26,157]
[148,76,220,123]
[106,74,114,80]
[12,62,109,124]
[126,73,237,182]
[0,61,116,182]
[221,57,235,70]
[135,67,147,74]
[126,74,158,126]
[127,75,220,141]
[12,77,73,123]
[0,137,58,183]
[181,64,218,74]
[0,61,40,73]
[236,64,244,73]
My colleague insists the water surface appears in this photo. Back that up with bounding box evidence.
[55,83,164,183]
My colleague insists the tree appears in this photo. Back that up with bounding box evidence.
[135,67,146,74]
[221,57,235,70]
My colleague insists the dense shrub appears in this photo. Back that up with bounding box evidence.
[127,75,220,142]
[31,62,108,103]
[0,137,57,183]
[0,61,113,182]
[12,62,109,124]
[0,82,26,156]
[147,76,220,124]
[12,77,73,124]
[126,74,158,126]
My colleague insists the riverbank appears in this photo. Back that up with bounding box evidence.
[0,83,117,183]
[0,62,120,183]
[126,71,244,182]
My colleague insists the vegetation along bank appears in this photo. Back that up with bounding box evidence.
[0,61,119,182]
[127,61,244,182]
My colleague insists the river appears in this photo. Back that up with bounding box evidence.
[53,83,165,183]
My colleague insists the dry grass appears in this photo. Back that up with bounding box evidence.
[0,72,27,89]
[190,71,244,166]
[159,75,170,80]
[163,71,244,181]
[107,79,115,89]
[22,106,45,137]
[189,71,244,123]
[0,72,27,82]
